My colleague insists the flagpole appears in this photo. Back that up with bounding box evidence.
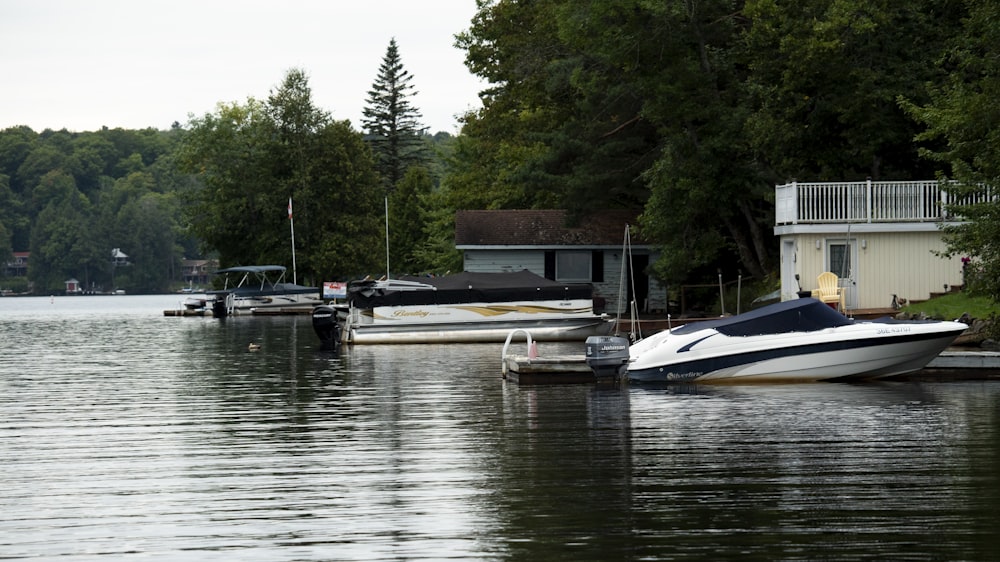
[288,197,297,285]
[384,196,390,280]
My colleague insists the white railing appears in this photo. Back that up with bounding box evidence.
[775,179,994,225]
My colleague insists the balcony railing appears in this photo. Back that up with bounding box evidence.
[775,179,994,225]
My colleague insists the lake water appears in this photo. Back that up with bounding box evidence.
[2,294,1000,560]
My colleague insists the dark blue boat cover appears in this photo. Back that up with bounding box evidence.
[348,270,593,308]
[672,298,853,337]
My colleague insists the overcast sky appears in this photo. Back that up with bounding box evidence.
[0,0,486,135]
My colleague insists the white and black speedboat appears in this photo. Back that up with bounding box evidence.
[207,265,322,317]
[313,270,613,345]
[585,298,967,383]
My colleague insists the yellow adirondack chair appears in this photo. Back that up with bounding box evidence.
[813,271,844,311]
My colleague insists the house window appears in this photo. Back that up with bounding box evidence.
[828,242,851,278]
[556,251,591,282]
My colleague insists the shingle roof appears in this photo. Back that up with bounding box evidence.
[454,209,644,247]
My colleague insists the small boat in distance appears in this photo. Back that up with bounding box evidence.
[585,297,967,383]
[313,270,614,345]
[205,265,322,317]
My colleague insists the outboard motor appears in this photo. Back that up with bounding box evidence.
[211,294,229,319]
[585,335,630,381]
[312,305,342,350]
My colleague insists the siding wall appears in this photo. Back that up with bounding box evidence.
[462,250,545,275]
[593,252,628,315]
[462,249,667,315]
[785,231,965,310]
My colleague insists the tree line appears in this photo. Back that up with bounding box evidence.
[0,125,193,293]
[3,2,1000,304]
[444,0,999,300]
[446,0,969,287]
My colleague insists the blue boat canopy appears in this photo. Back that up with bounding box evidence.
[214,265,286,274]
[672,298,854,337]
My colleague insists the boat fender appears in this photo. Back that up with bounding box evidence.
[529,341,539,359]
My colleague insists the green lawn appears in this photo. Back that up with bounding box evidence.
[902,292,999,321]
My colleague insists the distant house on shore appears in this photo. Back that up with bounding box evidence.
[111,248,129,266]
[4,251,29,277]
[774,179,979,310]
[454,209,667,314]
[181,259,217,287]
[64,278,82,295]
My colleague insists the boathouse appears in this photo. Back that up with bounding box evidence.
[64,278,81,294]
[774,179,982,310]
[454,209,667,315]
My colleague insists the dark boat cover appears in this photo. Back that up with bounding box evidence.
[348,270,594,308]
[672,298,854,337]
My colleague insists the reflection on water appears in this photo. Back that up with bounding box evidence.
[2,295,1000,560]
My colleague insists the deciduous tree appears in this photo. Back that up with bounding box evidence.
[904,1,1000,301]
[453,0,965,286]
[180,69,384,283]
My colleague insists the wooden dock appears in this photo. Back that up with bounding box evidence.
[163,309,208,317]
[502,354,609,385]
[163,307,312,317]
[250,307,313,316]
[502,350,1000,384]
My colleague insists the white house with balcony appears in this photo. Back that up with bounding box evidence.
[774,179,980,311]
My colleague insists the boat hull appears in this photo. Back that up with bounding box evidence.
[325,271,612,344]
[627,323,967,383]
[230,292,323,312]
[183,296,208,310]
[345,317,614,344]
[210,288,322,316]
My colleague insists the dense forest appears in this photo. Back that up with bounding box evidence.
[0,125,194,293]
[0,118,456,294]
[3,0,1000,301]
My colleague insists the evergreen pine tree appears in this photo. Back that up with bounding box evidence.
[362,38,429,194]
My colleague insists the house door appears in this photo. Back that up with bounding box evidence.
[780,239,797,301]
[627,254,650,312]
[827,239,858,310]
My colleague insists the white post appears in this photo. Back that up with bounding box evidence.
[718,270,725,316]
[866,177,872,223]
[288,197,297,285]
[384,196,390,280]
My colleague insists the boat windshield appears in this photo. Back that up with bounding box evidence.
[672,298,853,337]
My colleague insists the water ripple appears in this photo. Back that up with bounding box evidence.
[3,296,1000,559]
